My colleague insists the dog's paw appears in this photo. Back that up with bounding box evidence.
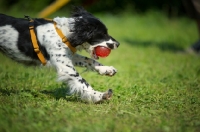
[102,89,113,100]
[95,89,113,104]
[95,66,117,76]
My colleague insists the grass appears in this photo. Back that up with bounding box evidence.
[0,10,200,132]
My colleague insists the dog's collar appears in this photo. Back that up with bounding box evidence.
[53,22,77,53]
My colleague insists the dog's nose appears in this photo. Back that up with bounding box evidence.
[116,41,120,47]
[106,41,120,49]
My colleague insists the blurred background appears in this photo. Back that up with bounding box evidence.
[0,0,187,17]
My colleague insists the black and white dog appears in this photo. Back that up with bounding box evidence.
[0,7,119,103]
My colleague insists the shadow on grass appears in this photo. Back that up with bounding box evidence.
[124,38,184,52]
[0,86,79,102]
[40,87,80,102]
[0,88,17,96]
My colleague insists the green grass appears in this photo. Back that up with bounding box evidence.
[0,11,200,132]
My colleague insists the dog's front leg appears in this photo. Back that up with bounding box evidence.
[73,54,117,76]
[50,52,112,103]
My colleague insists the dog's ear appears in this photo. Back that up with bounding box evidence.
[68,6,107,47]
[69,16,97,47]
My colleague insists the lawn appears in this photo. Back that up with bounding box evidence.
[0,10,200,132]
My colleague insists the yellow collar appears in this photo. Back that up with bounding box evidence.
[53,22,77,53]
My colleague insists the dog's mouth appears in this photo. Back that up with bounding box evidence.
[90,45,113,60]
[81,43,113,60]
[90,46,112,60]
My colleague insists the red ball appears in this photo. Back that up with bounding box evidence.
[95,46,111,58]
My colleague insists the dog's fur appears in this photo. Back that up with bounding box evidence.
[0,7,119,103]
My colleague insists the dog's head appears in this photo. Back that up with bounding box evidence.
[68,7,120,59]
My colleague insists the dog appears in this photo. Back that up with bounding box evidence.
[0,7,120,103]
